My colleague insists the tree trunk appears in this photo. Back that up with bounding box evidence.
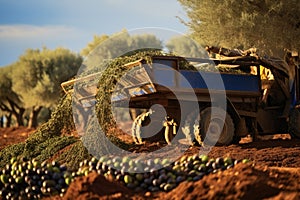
[5,113,12,127]
[0,116,3,128]
[28,106,42,128]
[15,108,25,127]
[5,98,25,127]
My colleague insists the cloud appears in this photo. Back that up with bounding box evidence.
[0,24,78,39]
[0,1,188,66]
[101,0,186,19]
[0,24,91,66]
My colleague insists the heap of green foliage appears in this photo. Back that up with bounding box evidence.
[0,94,81,170]
[0,50,161,169]
[95,50,166,133]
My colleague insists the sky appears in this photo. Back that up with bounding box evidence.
[0,0,188,67]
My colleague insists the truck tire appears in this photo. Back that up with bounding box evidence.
[200,107,235,145]
[131,110,165,144]
[288,108,300,138]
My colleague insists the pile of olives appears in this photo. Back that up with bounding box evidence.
[76,155,249,192]
[0,158,73,200]
[0,155,250,199]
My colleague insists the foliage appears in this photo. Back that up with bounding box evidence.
[178,0,300,57]
[81,34,110,56]
[95,50,172,133]
[55,141,91,171]
[0,76,131,171]
[166,35,208,58]
[80,29,162,70]
[0,66,25,126]
[0,93,76,167]
[0,67,20,105]
[0,143,25,169]
[12,47,82,109]
[26,136,77,162]
[24,93,74,145]
[0,47,83,127]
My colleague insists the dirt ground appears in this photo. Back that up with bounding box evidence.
[0,127,35,150]
[1,128,299,200]
[63,134,300,200]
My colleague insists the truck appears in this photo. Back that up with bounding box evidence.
[61,47,300,146]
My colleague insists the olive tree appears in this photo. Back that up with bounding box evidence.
[12,47,82,128]
[0,66,25,127]
[80,30,162,70]
[179,0,300,57]
[81,34,110,57]
[166,35,207,57]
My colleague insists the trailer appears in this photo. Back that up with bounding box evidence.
[61,48,300,146]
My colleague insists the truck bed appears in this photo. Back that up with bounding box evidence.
[112,64,261,105]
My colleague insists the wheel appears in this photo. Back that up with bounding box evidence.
[131,109,165,144]
[131,111,147,144]
[181,110,201,145]
[288,108,300,138]
[200,107,235,145]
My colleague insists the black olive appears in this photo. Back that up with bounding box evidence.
[175,176,185,184]
[152,178,161,186]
